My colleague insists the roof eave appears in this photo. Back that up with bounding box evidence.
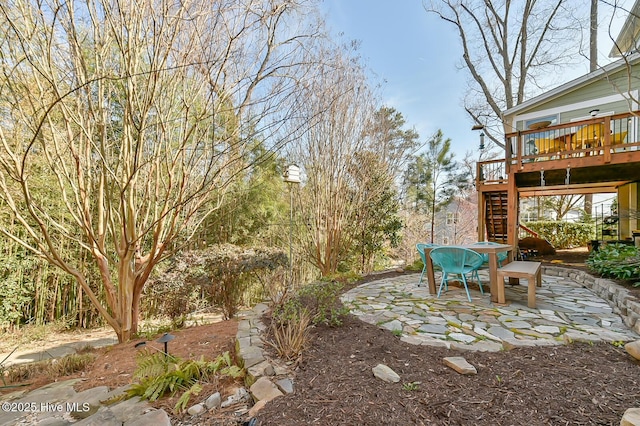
[503,52,640,118]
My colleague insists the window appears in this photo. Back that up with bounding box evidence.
[442,236,450,245]
[446,212,458,225]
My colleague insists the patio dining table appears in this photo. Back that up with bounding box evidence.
[422,242,515,303]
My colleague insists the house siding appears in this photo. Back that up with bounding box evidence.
[508,64,640,130]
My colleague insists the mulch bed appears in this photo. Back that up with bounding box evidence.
[256,252,640,425]
[256,314,639,425]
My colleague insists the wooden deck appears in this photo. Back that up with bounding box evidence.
[476,110,640,246]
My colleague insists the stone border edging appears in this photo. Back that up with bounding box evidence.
[542,266,640,334]
[235,303,294,408]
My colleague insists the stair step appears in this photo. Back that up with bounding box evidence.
[485,191,508,242]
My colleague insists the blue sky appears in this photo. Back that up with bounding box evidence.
[320,1,473,157]
[319,0,631,160]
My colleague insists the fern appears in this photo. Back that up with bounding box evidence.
[126,350,245,412]
[221,365,244,379]
[174,383,203,413]
[132,349,177,379]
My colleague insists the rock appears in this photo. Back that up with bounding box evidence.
[448,332,477,343]
[381,320,403,333]
[204,392,221,410]
[275,378,294,394]
[253,303,270,315]
[247,360,276,380]
[264,364,276,376]
[124,408,171,426]
[187,403,205,416]
[32,418,70,426]
[249,377,283,403]
[100,385,132,403]
[443,356,477,375]
[73,407,119,425]
[625,340,640,361]
[221,396,234,408]
[621,407,640,426]
[107,396,153,423]
[372,364,400,383]
[68,386,110,419]
[248,399,268,417]
[25,379,81,404]
[235,387,249,402]
[234,406,250,417]
[238,346,265,369]
[221,387,250,408]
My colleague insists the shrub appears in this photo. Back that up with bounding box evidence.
[523,221,594,249]
[268,306,312,361]
[296,280,349,327]
[142,270,208,326]
[405,258,424,272]
[4,352,96,384]
[586,243,640,282]
[268,279,349,362]
[152,245,288,320]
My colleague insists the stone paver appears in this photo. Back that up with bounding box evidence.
[341,270,640,351]
[0,380,169,426]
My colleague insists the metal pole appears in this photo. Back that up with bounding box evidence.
[289,183,293,289]
[283,164,300,289]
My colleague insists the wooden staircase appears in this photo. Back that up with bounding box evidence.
[485,191,508,243]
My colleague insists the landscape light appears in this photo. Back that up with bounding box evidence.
[157,333,175,356]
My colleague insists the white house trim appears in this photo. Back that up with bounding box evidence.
[513,93,632,125]
[504,52,640,117]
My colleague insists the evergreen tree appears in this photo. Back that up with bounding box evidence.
[405,130,471,243]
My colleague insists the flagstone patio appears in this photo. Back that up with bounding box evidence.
[341,268,640,351]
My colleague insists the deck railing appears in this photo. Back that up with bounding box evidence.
[507,111,639,169]
[478,111,640,185]
[476,158,507,185]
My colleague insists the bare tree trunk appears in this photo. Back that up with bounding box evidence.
[590,0,598,71]
[584,0,598,217]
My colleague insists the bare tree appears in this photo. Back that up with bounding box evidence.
[543,195,585,220]
[426,0,586,150]
[600,1,640,115]
[362,106,420,177]
[291,41,378,276]
[0,0,321,342]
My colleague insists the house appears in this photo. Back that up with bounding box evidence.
[434,193,478,245]
[477,1,640,247]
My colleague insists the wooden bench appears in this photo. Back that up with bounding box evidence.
[496,261,542,308]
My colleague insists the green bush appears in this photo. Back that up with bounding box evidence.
[268,279,349,362]
[296,280,349,326]
[152,245,288,320]
[523,221,594,249]
[273,280,349,327]
[586,243,640,283]
[405,258,424,272]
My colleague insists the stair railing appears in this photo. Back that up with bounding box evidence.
[518,223,539,238]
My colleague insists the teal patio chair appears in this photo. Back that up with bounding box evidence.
[475,241,508,267]
[416,243,440,286]
[429,246,484,302]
